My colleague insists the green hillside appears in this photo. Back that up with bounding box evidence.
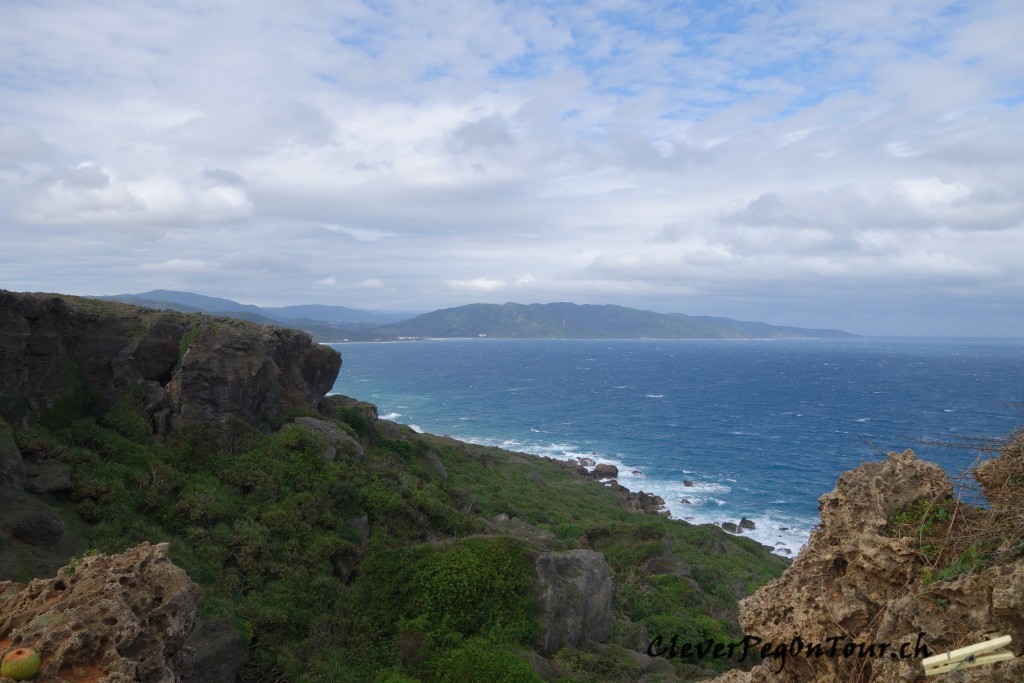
[374,302,856,340]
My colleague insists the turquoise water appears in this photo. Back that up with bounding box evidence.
[328,337,1024,554]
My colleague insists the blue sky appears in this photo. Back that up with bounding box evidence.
[1,0,1023,335]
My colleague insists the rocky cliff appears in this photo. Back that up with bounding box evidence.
[0,290,340,434]
[709,438,1024,683]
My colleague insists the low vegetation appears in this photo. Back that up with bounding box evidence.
[887,430,1024,587]
[13,391,789,681]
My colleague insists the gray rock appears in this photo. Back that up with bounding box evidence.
[535,549,613,656]
[683,479,694,487]
[721,522,741,534]
[425,449,448,480]
[739,517,756,530]
[680,498,691,504]
[13,511,65,548]
[185,619,248,683]
[0,418,25,499]
[23,460,71,494]
[592,463,618,479]
[293,417,364,462]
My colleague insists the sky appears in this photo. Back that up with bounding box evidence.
[2,1,1023,336]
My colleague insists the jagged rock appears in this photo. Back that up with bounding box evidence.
[292,417,364,462]
[0,291,341,433]
[739,517,756,530]
[605,479,628,493]
[0,418,25,499]
[721,522,741,534]
[184,620,247,683]
[707,448,1024,683]
[623,490,666,515]
[683,479,694,487]
[23,460,71,494]
[680,498,691,505]
[535,549,613,656]
[592,463,618,479]
[577,457,596,467]
[0,542,200,682]
[12,511,65,548]
[527,471,546,488]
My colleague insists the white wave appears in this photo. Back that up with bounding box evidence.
[855,418,869,423]
[380,412,403,420]
[409,424,424,434]
[645,394,664,398]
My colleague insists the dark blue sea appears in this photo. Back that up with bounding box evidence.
[327,338,1024,554]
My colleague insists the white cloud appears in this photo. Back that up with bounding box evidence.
[138,259,216,272]
[315,276,337,287]
[0,0,1023,334]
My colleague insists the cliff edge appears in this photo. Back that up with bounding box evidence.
[0,290,340,434]
[710,436,1024,683]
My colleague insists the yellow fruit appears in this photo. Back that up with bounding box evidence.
[1,648,41,680]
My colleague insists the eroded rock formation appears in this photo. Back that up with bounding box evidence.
[0,542,201,683]
[709,448,1024,683]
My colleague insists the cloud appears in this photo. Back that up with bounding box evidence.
[0,0,1022,335]
[315,276,336,286]
[138,259,216,273]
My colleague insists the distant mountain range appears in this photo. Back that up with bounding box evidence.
[94,291,857,341]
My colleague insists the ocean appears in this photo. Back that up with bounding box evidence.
[327,337,1024,555]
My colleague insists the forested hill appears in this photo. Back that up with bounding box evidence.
[372,302,857,339]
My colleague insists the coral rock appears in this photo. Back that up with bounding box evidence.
[0,542,200,683]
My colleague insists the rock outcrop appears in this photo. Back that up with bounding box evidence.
[0,542,201,682]
[534,549,613,656]
[708,447,1024,682]
[0,418,24,499]
[0,291,340,433]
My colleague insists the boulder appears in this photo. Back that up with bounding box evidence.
[592,463,618,479]
[22,460,72,494]
[12,511,65,548]
[683,479,694,487]
[293,417,364,462]
[739,517,756,530]
[535,549,613,656]
[0,542,200,681]
[721,522,740,534]
[424,449,448,480]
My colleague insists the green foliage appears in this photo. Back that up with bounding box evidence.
[21,398,788,681]
[921,544,987,586]
[551,647,643,682]
[434,639,541,682]
[66,548,104,574]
